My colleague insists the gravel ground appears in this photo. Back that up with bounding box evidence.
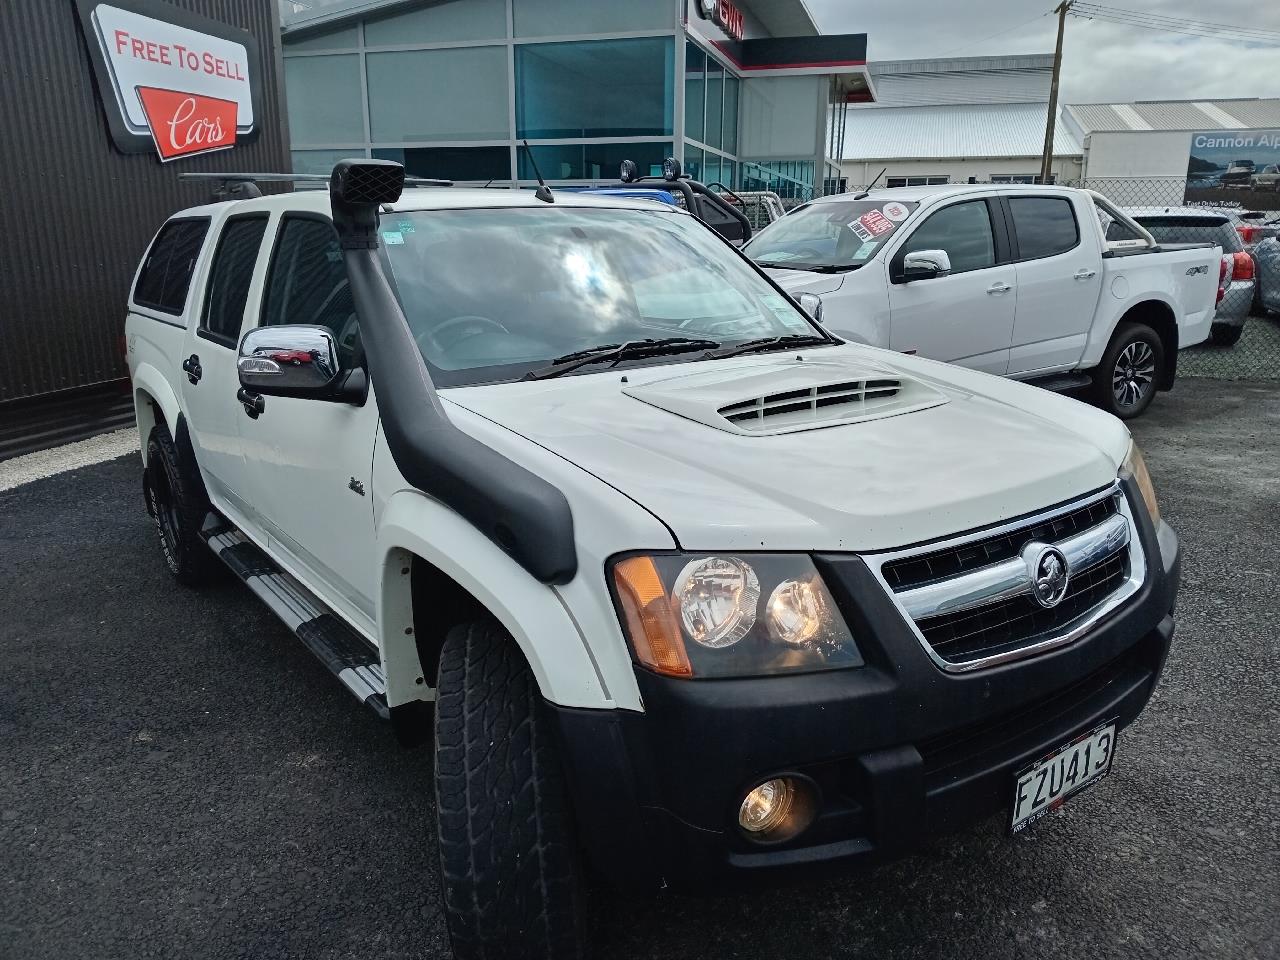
[1,378,1277,960]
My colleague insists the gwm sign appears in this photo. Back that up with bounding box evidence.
[75,0,263,162]
[697,0,745,42]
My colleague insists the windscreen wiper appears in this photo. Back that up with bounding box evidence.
[806,263,861,274]
[523,337,721,381]
[754,261,858,274]
[701,333,834,360]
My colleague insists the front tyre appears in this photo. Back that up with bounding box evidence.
[1091,321,1164,419]
[144,424,220,586]
[434,621,587,960]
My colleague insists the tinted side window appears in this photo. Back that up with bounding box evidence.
[133,219,209,314]
[899,201,995,274]
[262,217,360,365]
[1009,197,1079,260]
[201,216,269,345]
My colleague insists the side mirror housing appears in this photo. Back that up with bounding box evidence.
[237,325,365,404]
[797,292,824,323]
[897,248,952,283]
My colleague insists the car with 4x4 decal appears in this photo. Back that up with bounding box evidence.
[126,160,1181,960]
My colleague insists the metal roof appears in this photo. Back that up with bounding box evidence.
[1066,99,1280,133]
[840,102,1081,161]
[866,54,1053,108]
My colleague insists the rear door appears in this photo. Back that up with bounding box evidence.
[235,214,381,634]
[1004,194,1103,375]
[152,214,267,514]
[885,196,1015,374]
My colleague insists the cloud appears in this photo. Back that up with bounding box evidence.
[805,0,1280,104]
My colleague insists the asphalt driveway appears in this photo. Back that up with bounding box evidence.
[2,377,1277,960]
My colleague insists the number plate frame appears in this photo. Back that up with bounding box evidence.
[1010,719,1117,833]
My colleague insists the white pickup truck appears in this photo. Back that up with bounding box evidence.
[745,185,1221,418]
[127,161,1180,960]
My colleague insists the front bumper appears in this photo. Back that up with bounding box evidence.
[552,504,1181,892]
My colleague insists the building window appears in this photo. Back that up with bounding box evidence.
[704,56,724,151]
[723,75,739,154]
[513,0,672,37]
[292,149,364,174]
[684,41,705,147]
[284,55,364,144]
[374,146,512,182]
[518,141,672,180]
[364,0,507,46]
[367,47,510,142]
[515,38,674,139]
[282,25,358,51]
[886,176,950,188]
[684,144,703,182]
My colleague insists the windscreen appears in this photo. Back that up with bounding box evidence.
[379,207,819,386]
[744,198,919,272]
[1130,216,1238,251]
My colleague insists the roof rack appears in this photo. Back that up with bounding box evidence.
[177,171,453,200]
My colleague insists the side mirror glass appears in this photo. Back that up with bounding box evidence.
[797,293,824,323]
[901,249,952,282]
[238,325,345,398]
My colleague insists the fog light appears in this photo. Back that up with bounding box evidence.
[739,778,794,834]
[737,776,817,842]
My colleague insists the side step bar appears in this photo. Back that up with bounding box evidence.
[1022,372,1093,394]
[200,515,390,721]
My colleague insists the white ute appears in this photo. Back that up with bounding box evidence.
[746,184,1221,418]
[127,161,1181,960]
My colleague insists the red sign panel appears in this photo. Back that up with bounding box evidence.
[857,209,895,237]
[136,86,237,161]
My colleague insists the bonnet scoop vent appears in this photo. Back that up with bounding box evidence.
[622,358,949,435]
[719,378,902,430]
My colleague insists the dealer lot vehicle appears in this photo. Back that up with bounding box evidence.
[127,161,1181,960]
[1250,164,1280,191]
[1118,208,1256,346]
[744,184,1221,419]
[1256,236,1280,316]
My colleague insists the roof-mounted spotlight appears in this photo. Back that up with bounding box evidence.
[662,157,682,182]
[619,159,639,184]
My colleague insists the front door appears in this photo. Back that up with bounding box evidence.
[1004,195,1103,375]
[180,213,271,518]
[886,198,1015,375]
[235,214,380,636]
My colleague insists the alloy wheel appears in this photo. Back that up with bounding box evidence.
[1111,340,1156,410]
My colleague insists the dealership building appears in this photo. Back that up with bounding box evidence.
[279,0,873,198]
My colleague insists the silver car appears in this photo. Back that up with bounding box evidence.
[1117,207,1255,346]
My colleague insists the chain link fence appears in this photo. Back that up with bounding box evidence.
[832,176,1280,380]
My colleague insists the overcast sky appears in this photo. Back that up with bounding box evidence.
[807,0,1280,104]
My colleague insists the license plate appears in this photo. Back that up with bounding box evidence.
[1010,721,1116,833]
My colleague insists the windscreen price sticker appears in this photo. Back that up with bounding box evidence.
[858,209,896,237]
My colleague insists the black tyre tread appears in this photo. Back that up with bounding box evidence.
[1090,321,1164,420]
[145,423,219,587]
[434,621,586,960]
[1209,322,1244,346]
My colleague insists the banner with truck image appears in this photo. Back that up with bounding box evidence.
[1186,129,1280,211]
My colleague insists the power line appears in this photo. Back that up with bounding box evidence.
[930,10,1055,58]
[1070,3,1280,44]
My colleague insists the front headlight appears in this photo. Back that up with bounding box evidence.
[611,553,863,678]
[1122,441,1160,523]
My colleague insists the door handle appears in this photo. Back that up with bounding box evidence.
[236,387,265,419]
[182,354,202,385]
[987,281,1013,295]
[1074,268,1098,280]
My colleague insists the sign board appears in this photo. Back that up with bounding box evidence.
[696,0,745,42]
[74,0,262,162]
[1185,129,1280,211]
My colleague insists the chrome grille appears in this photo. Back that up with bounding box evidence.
[866,485,1145,673]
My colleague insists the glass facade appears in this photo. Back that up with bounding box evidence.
[279,0,840,195]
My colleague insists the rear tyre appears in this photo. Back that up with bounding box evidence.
[1209,322,1244,347]
[1091,321,1164,420]
[434,621,587,960]
[144,424,219,586]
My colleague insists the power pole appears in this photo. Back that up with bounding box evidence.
[1040,1,1071,184]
